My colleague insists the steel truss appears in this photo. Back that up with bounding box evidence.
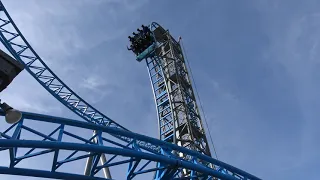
[0,1,126,130]
[0,111,260,180]
[0,1,261,179]
[145,23,211,161]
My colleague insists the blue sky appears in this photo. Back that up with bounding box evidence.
[0,0,319,179]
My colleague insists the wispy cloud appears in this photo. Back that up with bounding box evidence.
[2,0,320,179]
[0,0,149,113]
[81,75,107,90]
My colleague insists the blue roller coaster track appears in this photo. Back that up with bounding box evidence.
[0,1,261,179]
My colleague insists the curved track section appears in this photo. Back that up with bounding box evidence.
[0,1,127,130]
[0,2,261,179]
[0,111,260,180]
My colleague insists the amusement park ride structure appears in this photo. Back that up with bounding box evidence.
[0,1,261,179]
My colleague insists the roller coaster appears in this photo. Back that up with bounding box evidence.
[0,1,261,179]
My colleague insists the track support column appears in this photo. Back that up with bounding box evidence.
[84,131,112,179]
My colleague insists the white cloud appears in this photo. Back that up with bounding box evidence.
[250,2,320,177]
[81,75,107,90]
[0,0,149,112]
[2,91,62,114]
[78,75,112,104]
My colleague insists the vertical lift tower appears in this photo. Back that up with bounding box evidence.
[128,22,212,178]
[0,1,260,178]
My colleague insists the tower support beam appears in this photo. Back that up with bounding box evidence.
[128,22,213,178]
[84,131,112,179]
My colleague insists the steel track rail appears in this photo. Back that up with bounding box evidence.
[0,111,261,180]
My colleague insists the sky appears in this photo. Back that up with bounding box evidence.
[0,0,319,179]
